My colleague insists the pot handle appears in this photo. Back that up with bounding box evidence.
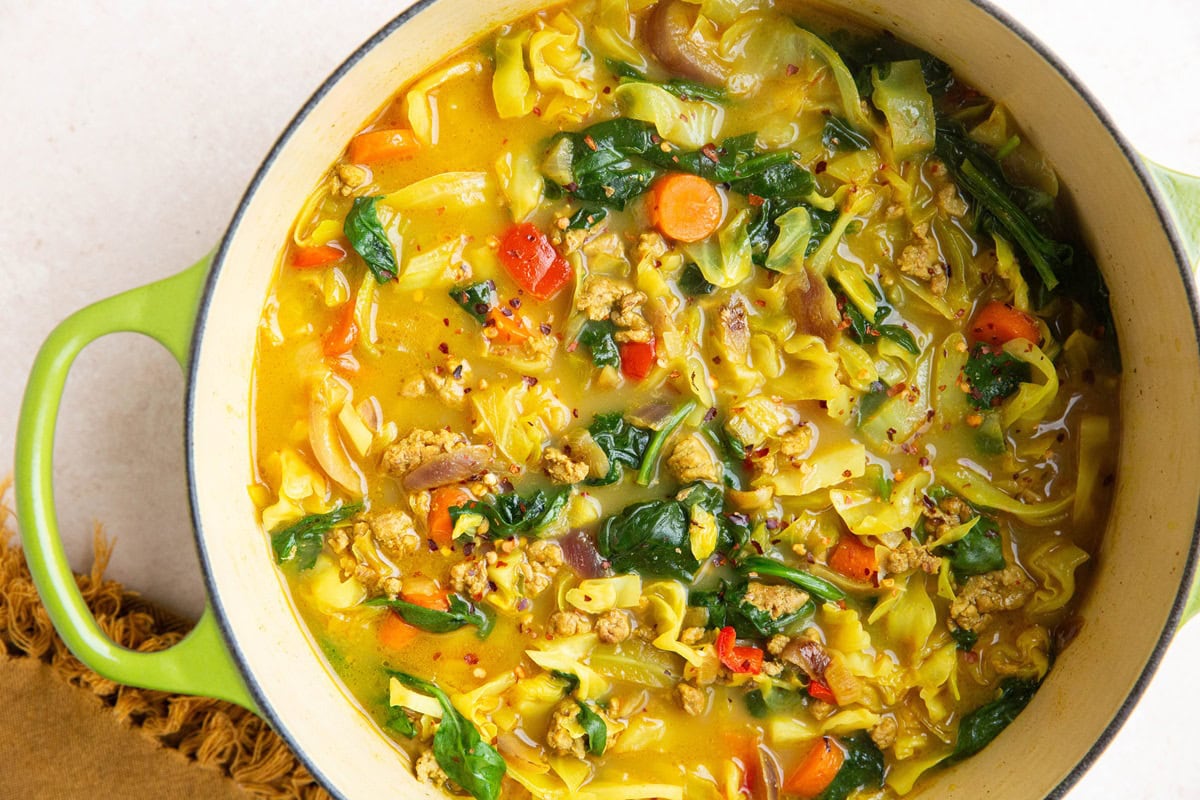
[14,256,257,711]
[1143,158,1200,625]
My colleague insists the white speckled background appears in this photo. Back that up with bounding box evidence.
[2,1,1198,796]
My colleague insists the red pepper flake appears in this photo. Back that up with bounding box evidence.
[747,193,765,207]
[842,470,852,478]
[786,63,799,76]
[509,297,522,309]
[539,322,551,335]
[887,382,907,397]
[583,135,598,151]
[442,317,450,327]
[432,652,442,661]
[522,375,538,387]
[815,160,827,174]
[753,299,766,308]
[532,106,542,117]
[701,143,720,163]
[566,341,579,353]
[438,342,450,355]
[464,653,479,665]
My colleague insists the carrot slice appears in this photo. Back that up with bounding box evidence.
[401,588,450,612]
[828,535,878,583]
[428,486,475,547]
[650,173,723,242]
[485,307,532,344]
[378,611,421,650]
[347,128,420,164]
[784,736,845,798]
[292,244,346,269]
[968,300,1040,346]
[322,302,358,358]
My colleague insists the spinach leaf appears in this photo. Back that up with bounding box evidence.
[744,687,806,719]
[552,670,581,697]
[390,671,506,800]
[565,205,608,230]
[691,580,814,638]
[449,280,497,324]
[841,294,920,355]
[941,515,1005,579]
[385,706,417,738]
[946,678,1039,764]
[963,342,1031,409]
[636,399,698,486]
[675,481,748,552]
[678,262,716,296]
[814,732,885,800]
[974,411,1007,455]
[449,488,569,538]
[575,701,608,756]
[365,594,495,639]
[856,380,891,427]
[270,503,363,570]
[735,556,846,602]
[597,499,697,580]
[587,412,652,485]
[344,196,399,283]
[700,425,747,490]
[822,115,871,151]
[561,119,661,209]
[950,625,979,652]
[748,199,835,266]
[935,121,1072,290]
[577,320,622,370]
[727,152,816,199]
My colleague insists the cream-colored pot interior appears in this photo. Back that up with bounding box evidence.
[189,0,1200,797]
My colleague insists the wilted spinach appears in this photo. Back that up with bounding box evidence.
[344,196,398,282]
[449,280,496,324]
[963,342,1031,409]
[577,320,622,369]
[449,488,568,538]
[691,579,814,638]
[365,593,495,639]
[946,678,1039,764]
[270,503,363,570]
[814,732,885,800]
[586,412,652,485]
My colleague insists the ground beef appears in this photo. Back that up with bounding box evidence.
[870,716,898,750]
[666,434,721,484]
[885,539,942,575]
[543,446,589,484]
[369,509,421,561]
[331,521,403,596]
[595,610,632,644]
[766,634,791,656]
[897,223,948,297]
[414,748,448,788]
[743,582,810,619]
[522,540,563,596]
[776,426,813,468]
[675,682,708,716]
[936,185,968,217]
[381,429,467,478]
[611,291,652,343]
[546,700,588,758]
[575,276,631,321]
[950,565,1036,632]
[548,610,593,637]
[449,557,491,601]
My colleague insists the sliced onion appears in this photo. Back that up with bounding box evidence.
[402,445,491,490]
[558,529,607,579]
[628,401,674,430]
[564,429,610,480]
[496,733,550,775]
[309,375,366,495]
[756,743,782,800]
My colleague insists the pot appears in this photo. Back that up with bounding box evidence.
[14,0,1200,797]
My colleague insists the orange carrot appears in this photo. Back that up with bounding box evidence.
[968,301,1040,346]
[347,128,420,164]
[323,302,358,357]
[650,173,723,243]
[378,610,421,650]
[486,307,532,345]
[784,736,845,798]
[402,588,450,612]
[828,535,878,583]
[292,243,346,269]
[428,486,474,547]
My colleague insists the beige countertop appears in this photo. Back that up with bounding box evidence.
[3,1,1198,796]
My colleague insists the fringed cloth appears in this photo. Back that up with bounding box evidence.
[0,479,331,799]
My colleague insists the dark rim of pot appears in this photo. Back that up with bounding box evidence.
[184,2,1200,799]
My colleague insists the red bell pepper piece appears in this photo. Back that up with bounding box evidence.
[716,626,764,675]
[807,678,837,704]
[497,223,573,300]
[619,338,657,380]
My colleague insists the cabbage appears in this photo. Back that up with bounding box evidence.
[932,332,971,425]
[395,236,468,291]
[1073,414,1113,524]
[529,12,597,122]
[767,707,881,744]
[644,580,707,667]
[1000,339,1059,428]
[870,61,936,162]
[859,352,933,449]
[306,555,366,613]
[451,672,517,742]
[308,373,366,495]
[766,439,867,497]
[565,575,643,613]
[382,171,492,210]
[830,471,931,540]
[592,0,646,65]
[472,381,571,464]
[496,149,544,222]
[937,463,1073,525]
[773,335,854,416]
[591,642,676,689]
[724,395,798,448]
[389,676,444,718]
[1025,538,1089,617]
[764,206,812,273]
[882,574,937,660]
[492,29,536,119]
[259,447,332,531]
[684,209,753,289]
[992,233,1031,312]
[405,59,483,145]
[886,749,952,795]
[614,82,724,149]
[525,633,610,699]
[809,187,877,282]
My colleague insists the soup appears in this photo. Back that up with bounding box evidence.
[250,1,1120,798]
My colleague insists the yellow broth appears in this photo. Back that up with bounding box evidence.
[251,2,1120,798]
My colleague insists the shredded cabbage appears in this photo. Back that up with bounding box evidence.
[492,29,536,119]
[614,82,724,149]
[882,574,937,660]
[395,236,468,291]
[496,149,544,222]
[525,633,611,699]
[382,171,492,210]
[764,206,812,273]
[831,471,931,540]
[565,575,643,613]
[644,580,707,667]
[405,58,483,145]
[1073,414,1114,524]
[870,61,935,162]
[992,233,1031,312]
[472,380,571,464]
[259,447,332,530]
[389,676,444,718]
[685,209,753,288]
[306,555,366,612]
[1025,538,1089,617]
[724,395,798,447]
[766,439,867,497]
[937,463,1073,525]
[528,12,597,122]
